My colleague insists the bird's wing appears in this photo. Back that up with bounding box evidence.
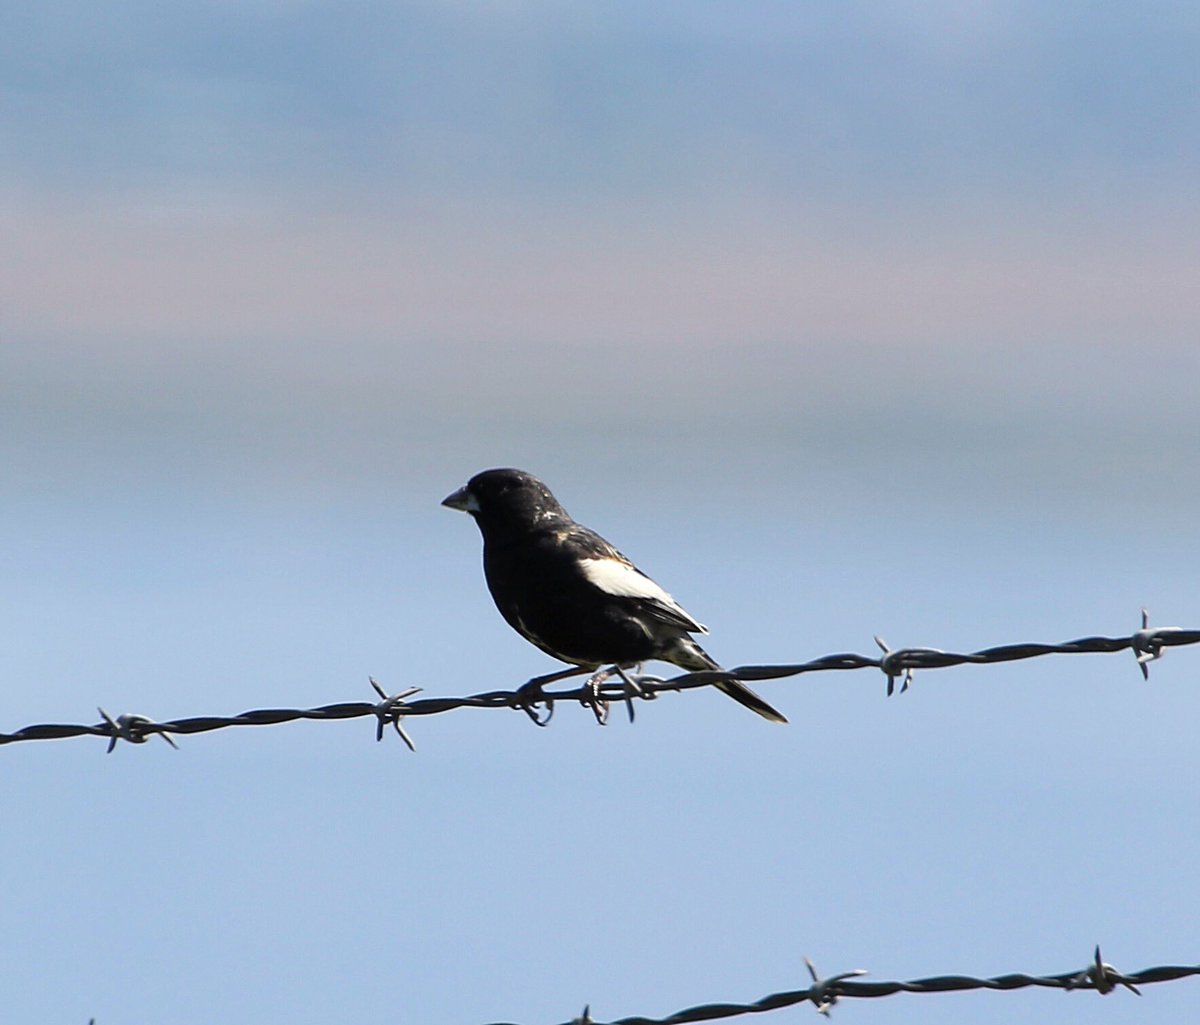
[576,551,708,635]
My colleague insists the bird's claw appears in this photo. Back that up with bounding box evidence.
[579,664,645,724]
[580,668,614,725]
[613,664,645,723]
[514,663,645,726]
[515,680,555,726]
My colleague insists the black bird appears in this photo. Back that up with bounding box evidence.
[442,468,787,723]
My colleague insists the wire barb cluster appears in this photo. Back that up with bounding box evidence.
[499,948,1197,1025]
[2,609,1196,750]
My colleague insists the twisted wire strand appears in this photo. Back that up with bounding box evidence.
[3,613,1196,748]
[498,950,1197,1024]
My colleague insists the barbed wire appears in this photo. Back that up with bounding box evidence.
[2,609,1196,750]
[504,948,1198,1024]
[17,618,1200,1021]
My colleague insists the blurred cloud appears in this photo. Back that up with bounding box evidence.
[1,1,1197,511]
[4,1,1196,365]
[4,187,1198,348]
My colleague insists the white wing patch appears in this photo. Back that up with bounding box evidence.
[579,557,708,634]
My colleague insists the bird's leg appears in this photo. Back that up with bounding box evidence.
[613,663,645,696]
[612,663,645,723]
[523,664,593,690]
[580,666,618,725]
[515,665,591,726]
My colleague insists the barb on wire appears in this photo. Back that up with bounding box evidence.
[3,609,1197,750]
[1132,607,1179,680]
[369,677,420,751]
[804,958,868,1016]
[98,707,179,753]
[488,948,1195,1025]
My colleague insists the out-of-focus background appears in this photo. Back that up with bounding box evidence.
[2,4,1198,1024]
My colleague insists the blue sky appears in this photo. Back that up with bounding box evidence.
[6,3,1198,195]
[2,4,1199,1024]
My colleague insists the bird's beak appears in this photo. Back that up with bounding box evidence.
[441,486,478,513]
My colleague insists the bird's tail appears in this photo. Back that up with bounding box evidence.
[667,637,788,724]
[714,678,789,724]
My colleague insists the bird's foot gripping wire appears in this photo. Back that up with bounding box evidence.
[515,664,592,726]
[514,663,645,726]
[612,664,645,723]
[514,679,555,726]
[580,667,615,724]
[579,664,645,725]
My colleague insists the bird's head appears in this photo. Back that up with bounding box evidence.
[442,468,568,530]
